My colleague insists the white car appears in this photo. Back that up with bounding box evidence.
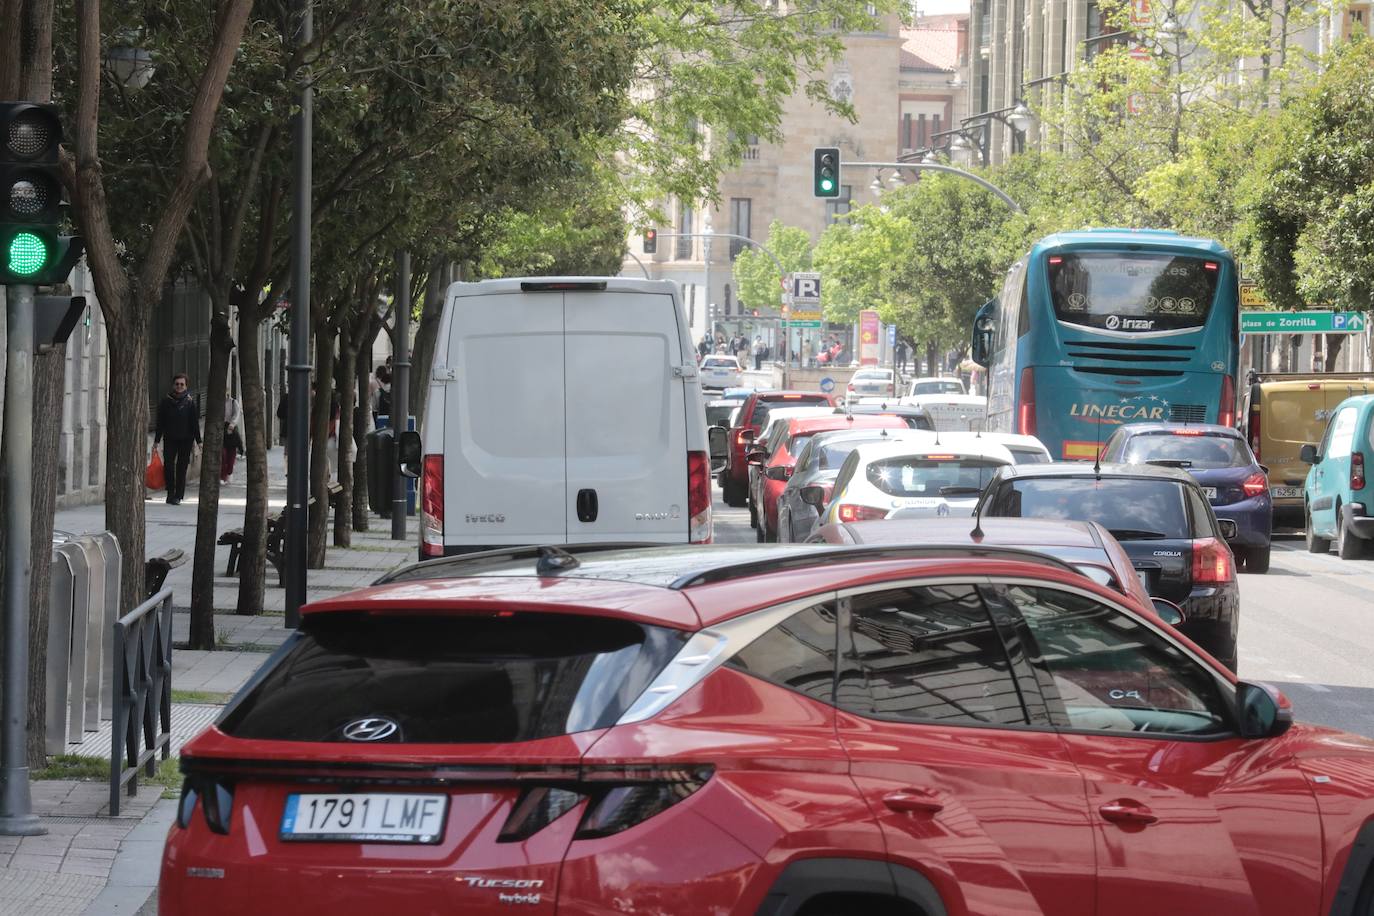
[907,376,967,397]
[846,368,897,400]
[898,393,988,431]
[930,431,1051,464]
[816,438,1014,525]
[699,355,743,390]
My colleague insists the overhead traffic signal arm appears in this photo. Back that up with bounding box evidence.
[813,147,840,198]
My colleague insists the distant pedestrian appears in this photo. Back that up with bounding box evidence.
[752,336,764,370]
[154,372,201,505]
[894,340,908,374]
[698,335,711,360]
[372,366,392,423]
[221,393,243,484]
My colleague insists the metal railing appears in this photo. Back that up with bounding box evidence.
[109,587,173,816]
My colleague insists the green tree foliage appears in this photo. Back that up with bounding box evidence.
[732,220,812,311]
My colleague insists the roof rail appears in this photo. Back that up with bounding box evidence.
[373,542,654,586]
[668,545,1083,590]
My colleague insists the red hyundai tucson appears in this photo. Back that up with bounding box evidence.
[162,544,1374,916]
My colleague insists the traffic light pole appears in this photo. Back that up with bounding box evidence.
[391,252,410,540]
[0,284,44,836]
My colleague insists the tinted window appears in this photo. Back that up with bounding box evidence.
[1048,252,1220,332]
[753,396,829,430]
[705,403,736,427]
[842,585,1028,726]
[786,435,814,458]
[703,357,738,368]
[1009,447,1051,464]
[1003,585,1230,736]
[865,457,1006,497]
[1121,432,1248,469]
[1327,406,1358,460]
[727,603,836,703]
[219,613,686,743]
[853,370,891,380]
[818,442,864,470]
[913,380,964,395]
[988,477,1190,540]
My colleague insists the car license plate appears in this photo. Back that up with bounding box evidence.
[281,793,448,843]
[1271,486,1303,499]
[1202,487,1217,500]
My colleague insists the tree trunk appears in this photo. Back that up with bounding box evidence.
[188,303,233,648]
[24,344,64,768]
[1325,333,1345,373]
[410,256,447,431]
[334,321,356,547]
[307,328,334,568]
[236,310,269,613]
[105,308,150,617]
[353,343,372,531]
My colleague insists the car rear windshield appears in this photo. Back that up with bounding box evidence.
[703,357,737,368]
[217,613,688,744]
[866,457,1007,497]
[853,370,890,380]
[1009,447,1051,464]
[753,396,828,428]
[913,381,963,395]
[1120,432,1248,469]
[705,403,736,427]
[989,478,1191,540]
[1048,252,1220,332]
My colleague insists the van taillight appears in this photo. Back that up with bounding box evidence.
[1219,375,1235,428]
[1191,537,1233,584]
[688,451,712,543]
[1353,452,1366,491]
[1249,407,1261,461]
[1018,367,1036,436]
[421,455,444,557]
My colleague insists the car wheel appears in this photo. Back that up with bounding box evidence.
[748,498,759,528]
[776,511,789,543]
[723,476,747,507]
[1306,506,1330,554]
[1338,507,1368,560]
[764,519,777,543]
[755,516,765,542]
[1245,545,1271,574]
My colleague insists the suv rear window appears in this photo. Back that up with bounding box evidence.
[753,396,829,429]
[1120,432,1248,469]
[988,478,1191,540]
[218,613,687,744]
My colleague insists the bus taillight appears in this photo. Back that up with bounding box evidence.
[1018,367,1037,436]
[1218,375,1235,427]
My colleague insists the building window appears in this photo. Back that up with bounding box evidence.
[902,113,912,150]
[729,198,752,260]
[825,185,853,225]
[677,205,694,260]
[1344,3,1370,38]
[917,113,927,148]
[932,114,941,139]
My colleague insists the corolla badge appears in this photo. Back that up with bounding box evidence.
[342,717,399,742]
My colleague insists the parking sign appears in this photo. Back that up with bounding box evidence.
[791,272,821,305]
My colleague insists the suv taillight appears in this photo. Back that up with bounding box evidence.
[1248,407,1261,462]
[1242,471,1267,498]
[688,451,712,542]
[1018,367,1036,436]
[1192,537,1234,584]
[1353,451,1366,491]
[1219,375,1235,428]
[837,504,888,523]
[421,455,444,557]
[500,765,714,843]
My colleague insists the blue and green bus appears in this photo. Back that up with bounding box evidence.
[971,229,1239,461]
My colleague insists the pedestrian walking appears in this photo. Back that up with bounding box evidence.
[752,336,764,371]
[372,366,392,423]
[221,393,243,484]
[894,340,908,374]
[154,372,201,505]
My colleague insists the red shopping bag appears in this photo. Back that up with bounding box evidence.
[145,449,166,491]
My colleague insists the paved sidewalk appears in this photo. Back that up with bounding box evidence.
[6,444,421,916]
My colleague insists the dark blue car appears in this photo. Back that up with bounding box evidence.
[1100,422,1273,573]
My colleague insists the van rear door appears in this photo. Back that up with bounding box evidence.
[444,290,566,545]
[564,289,689,543]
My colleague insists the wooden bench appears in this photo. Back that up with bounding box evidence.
[144,548,187,599]
[219,511,285,577]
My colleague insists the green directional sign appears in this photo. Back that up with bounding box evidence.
[1240,311,1367,335]
[789,320,823,328]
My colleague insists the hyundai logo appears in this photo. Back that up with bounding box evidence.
[342,717,399,742]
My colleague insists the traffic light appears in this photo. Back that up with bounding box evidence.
[813,147,840,198]
[1,102,82,285]
[642,228,657,254]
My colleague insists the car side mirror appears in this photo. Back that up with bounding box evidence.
[708,426,728,462]
[746,449,767,465]
[1236,681,1293,739]
[1150,597,1186,627]
[799,486,827,509]
[740,429,755,443]
[1299,444,1320,465]
[1217,518,1239,541]
[765,465,791,481]
[397,430,422,479]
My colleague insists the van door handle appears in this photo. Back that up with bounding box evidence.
[882,788,943,815]
[576,489,598,523]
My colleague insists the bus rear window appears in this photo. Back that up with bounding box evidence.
[1048,253,1220,332]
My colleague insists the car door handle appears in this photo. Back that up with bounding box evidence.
[1098,800,1159,826]
[883,789,943,815]
[576,489,598,523]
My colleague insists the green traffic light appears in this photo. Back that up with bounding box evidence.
[820,178,835,192]
[7,231,48,276]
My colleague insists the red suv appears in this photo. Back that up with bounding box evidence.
[163,545,1374,916]
[720,390,833,506]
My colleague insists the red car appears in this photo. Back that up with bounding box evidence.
[163,545,1374,916]
[749,414,907,543]
[719,390,833,507]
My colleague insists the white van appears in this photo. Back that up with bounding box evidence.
[418,277,712,557]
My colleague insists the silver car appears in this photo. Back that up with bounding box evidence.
[846,368,897,399]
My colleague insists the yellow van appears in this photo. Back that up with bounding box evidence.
[1241,373,1374,525]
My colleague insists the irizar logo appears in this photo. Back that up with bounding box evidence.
[1105,314,1154,331]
